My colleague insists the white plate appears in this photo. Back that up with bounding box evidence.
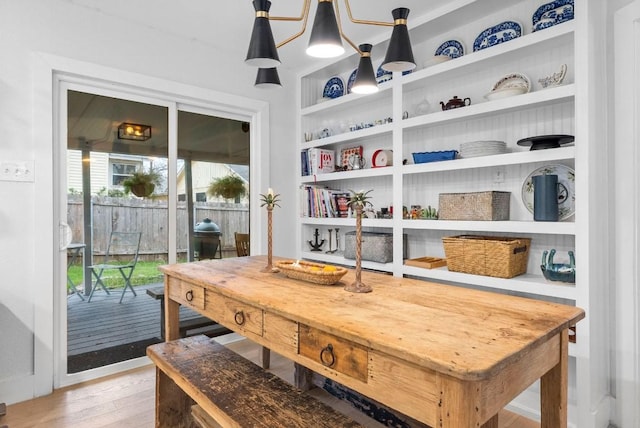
[485,86,529,101]
[521,164,575,220]
[491,72,531,92]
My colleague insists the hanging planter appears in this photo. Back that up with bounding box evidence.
[207,175,247,201]
[122,169,161,198]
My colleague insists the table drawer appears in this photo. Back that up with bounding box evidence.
[206,292,263,337]
[167,277,205,311]
[299,324,368,382]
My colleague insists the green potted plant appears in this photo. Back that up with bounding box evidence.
[122,168,162,198]
[207,175,247,201]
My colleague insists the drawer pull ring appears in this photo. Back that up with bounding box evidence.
[185,290,194,302]
[234,310,245,325]
[320,344,336,367]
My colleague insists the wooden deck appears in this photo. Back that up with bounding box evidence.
[67,282,204,356]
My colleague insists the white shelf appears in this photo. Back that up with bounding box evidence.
[301,217,393,228]
[301,81,393,115]
[403,21,575,88]
[401,84,575,130]
[302,123,393,149]
[301,165,394,184]
[300,251,394,273]
[401,219,575,235]
[403,146,575,174]
[402,265,577,301]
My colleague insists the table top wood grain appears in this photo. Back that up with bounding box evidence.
[159,255,584,382]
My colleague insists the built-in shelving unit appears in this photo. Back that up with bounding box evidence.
[295,1,604,426]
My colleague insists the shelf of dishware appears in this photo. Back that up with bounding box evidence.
[403,146,575,175]
[401,219,575,235]
[403,20,575,90]
[401,84,575,131]
[301,80,394,116]
[402,264,577,301]
[300,251,394,273]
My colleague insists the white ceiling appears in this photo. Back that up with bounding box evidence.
[65,0,439,73]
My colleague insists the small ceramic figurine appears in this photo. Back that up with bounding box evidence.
[540,249,576,283]
[440,96,471,110]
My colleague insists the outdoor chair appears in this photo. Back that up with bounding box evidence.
[88,231,142,303]
[235,232,250,257]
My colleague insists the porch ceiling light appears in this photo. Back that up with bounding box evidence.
[118,123,152,141]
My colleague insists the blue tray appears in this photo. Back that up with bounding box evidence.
[412,150,458,164]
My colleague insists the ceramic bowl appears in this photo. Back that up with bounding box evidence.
[541,264,576,283]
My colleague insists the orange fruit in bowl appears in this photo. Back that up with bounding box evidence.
[323,265,337,272]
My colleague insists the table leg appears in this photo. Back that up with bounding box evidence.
[540,329,569,428]
[437,374,484,427]
[158,296,166,340]
[164,287,180,341]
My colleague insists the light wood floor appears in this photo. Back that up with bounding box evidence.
[3,338,539,428]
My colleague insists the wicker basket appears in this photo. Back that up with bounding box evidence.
[442,235,531,278]
[275,260,348,285]
[439,191,510,221]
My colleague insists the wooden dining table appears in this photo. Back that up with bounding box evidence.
[159,256,584,427]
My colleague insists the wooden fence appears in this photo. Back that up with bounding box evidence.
[67,196,249,261]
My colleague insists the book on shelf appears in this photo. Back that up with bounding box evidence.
[307,148,335,175]
[300,185,348,218]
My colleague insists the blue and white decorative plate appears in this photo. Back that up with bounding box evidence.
[532,0,574,32]
[346,69,357,94]
[376,65,393,84]
[323,76,345,99]
[473,21,522,52]
[435,40,464,59]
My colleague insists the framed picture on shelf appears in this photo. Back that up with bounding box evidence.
[340,146,363,168]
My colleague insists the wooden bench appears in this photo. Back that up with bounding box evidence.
[147,335,364,428]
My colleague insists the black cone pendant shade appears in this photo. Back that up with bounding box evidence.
[246,0,281,68]
[254,67,282,88]
[382,8,416,73]
[306,0,345,58]
[351,44,378,94]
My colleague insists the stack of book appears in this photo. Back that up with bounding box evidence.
[300,185,350,218]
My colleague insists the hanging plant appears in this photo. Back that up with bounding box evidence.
[207,175,247,200]
[122,168,162,198]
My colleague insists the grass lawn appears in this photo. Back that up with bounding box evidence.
[67,260,165,289]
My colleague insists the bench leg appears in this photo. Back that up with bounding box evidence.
[156,368,197,428]
[261,346,270,369]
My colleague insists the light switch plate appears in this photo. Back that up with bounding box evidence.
[0,160,35,182]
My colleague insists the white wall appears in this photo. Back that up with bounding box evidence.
[0,0,297,403]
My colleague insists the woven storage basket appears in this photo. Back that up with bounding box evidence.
[442,235,531,278]
[439,191,510,221]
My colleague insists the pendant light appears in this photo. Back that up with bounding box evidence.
[306,0,345,58]
[254,68,282,88]
[245,0,281,68]
[351,44,378,94]
[381,8,416,73]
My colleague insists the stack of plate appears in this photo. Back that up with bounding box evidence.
[459,140,507,158]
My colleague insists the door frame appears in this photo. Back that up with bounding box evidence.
[613,2,640,426]
[33,53,269,391]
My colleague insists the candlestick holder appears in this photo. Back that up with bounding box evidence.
[260,189,280,273]
[344,190,373,293]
